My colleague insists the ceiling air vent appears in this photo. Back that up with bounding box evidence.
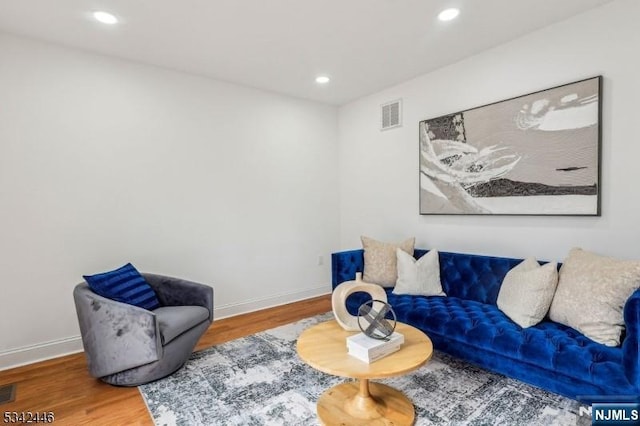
[381,99,402,131]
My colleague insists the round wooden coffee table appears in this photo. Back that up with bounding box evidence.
[296,320,433,426]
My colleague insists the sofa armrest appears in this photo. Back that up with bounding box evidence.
[73,283,161,378]
[143,273,214,323]
[331,249,430,290]
[622,288,640,389]
[331,250,364,289]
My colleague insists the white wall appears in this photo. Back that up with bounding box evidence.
[2,0,637,371]
[0,34,339,368]
[338,0,640,261]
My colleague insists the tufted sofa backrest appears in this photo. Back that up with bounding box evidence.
[332,248,529,306]
[437,251,523,305]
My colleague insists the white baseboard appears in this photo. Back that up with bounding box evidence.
[0,285,331,372]
[214,285,331,320]
[0,336,84,372]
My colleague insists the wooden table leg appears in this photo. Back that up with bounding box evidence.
[317,379,415,425]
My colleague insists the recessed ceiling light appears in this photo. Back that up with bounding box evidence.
[438,8,460,22]
[315,76,330,84]
[93,11,118,25]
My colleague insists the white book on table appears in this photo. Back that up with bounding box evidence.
[346,332,404,363]
[348,343,401,363]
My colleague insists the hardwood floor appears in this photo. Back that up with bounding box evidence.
[0,295,332,425]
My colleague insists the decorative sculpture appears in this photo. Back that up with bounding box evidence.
[357,299,397,340]
[331,272,387,331]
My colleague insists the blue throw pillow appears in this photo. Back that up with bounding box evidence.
[83,263,160,310]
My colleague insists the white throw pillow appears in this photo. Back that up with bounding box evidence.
[361,236,415,287]
[497,258,559,328]
[393,248,446,296]
[549,248,640,347]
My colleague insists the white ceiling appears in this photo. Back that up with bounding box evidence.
[0,0,614,105]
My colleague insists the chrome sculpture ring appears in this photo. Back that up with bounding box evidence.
[357,299,396,340]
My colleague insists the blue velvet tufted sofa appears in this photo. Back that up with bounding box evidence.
[332,248,640,400]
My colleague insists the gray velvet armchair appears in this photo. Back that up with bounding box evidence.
[73,273,213,386]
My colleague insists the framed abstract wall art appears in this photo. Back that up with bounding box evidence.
[419,76,601,215]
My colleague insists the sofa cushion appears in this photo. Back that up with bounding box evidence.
[153,306,210,345]
[361,236,415,287]
[497,258,559,328]
[393,248,445,296]
[342,287,630,395]
[549,248,640,347]
[83,263,160,310]
[385,293,627,388]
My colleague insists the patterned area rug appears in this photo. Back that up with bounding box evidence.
[139,313,586,425]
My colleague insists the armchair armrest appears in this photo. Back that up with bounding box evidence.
[73,283,161,378]
[143,273,214,322]
[622,288,640,390]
